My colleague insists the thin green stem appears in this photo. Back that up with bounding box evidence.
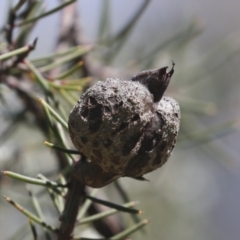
[49,82,82,91]
[28,219,38,240]
[59,89,77,106]
[31,46,83,63]
[40,97,74,166]
[28,189,45,220]
[27,188,51,240]
[25,60,50,94]
[55,122,74,165]
[17,0,76,26]
[0,45,32,61]
[4,195,58,233]
[38,174,63,214]
[60,77,91,85]
[44,141,80,155]
[78,201,137,225]
[53,61,83,79]
[114,180,144,230]
[77,189,99,220]
[86,195,142,214]
[111,219,149,240]
[38,98,68,130]
[39,46,92,73]
[3,171,66,188]
[13,0,28,12]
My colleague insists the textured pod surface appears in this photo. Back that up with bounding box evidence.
[69,79,154,174]
[69,71,180,188]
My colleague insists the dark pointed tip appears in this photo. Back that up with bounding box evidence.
[156,66,168,76]
[28,38,38,50]
[168,60,175,77]
[33,37,38,47]
[132,176,149,181]
[157,62,175,76]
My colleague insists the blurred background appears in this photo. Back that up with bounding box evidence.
[0,0,240,239]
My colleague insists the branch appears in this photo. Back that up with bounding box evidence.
[57,177,85,240]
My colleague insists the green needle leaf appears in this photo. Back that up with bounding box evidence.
[28,219,38,240]
[53,61,83,79]
[44,141,80,154]
[78,201,137,225]
[3,171,66,188]
[38,98,68,130]
[38,174,64,214]
[77,189,99,220]
[86,195,142,214]
[13,0,28,12]
[111,219,149,240]
[49,82,82,91]
[25,60,51,94]
[28,188,51,240]
[31,46,85,64]
[17,0,77,26]
[4,195,58,233]
[39,46,92,73]
[0,41,36,61]
[59,89,77,106]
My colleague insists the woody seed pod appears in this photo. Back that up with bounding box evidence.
[68,63,180,188]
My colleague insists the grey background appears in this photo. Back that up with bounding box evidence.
[0,1,240,239]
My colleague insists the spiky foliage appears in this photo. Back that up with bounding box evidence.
[0,1,240,240]
[0,1,151,239]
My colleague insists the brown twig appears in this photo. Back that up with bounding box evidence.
[58,176,85,240]
[54,1,125,238]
